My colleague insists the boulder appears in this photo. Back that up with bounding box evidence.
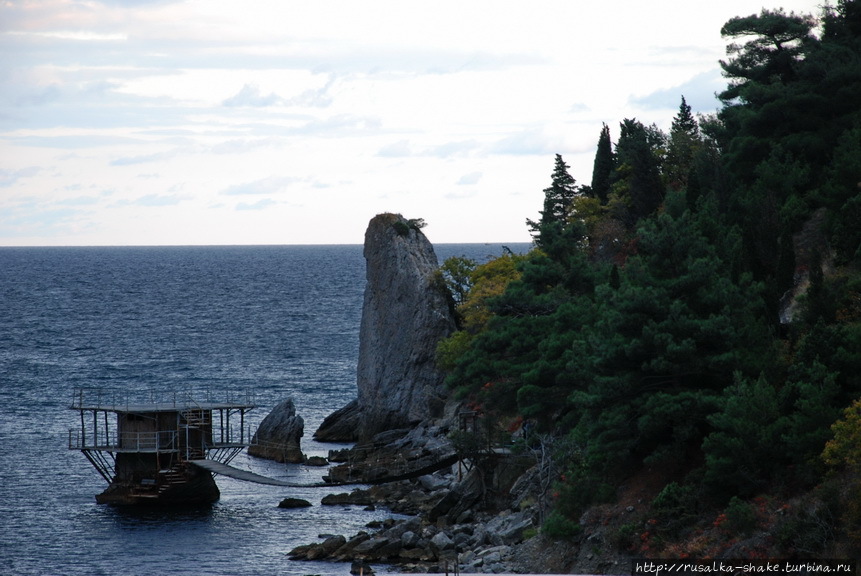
[307,535,347,560]
[321,489,373,506]
[313,399,361,442]
[428,466,485,525]
[400,530,419,548]
[287,543,314,560]
[485,510,534,545]
[352,536,390,555]
[305,456,328,467]
[326,447,352,462]
[430,531,454,551]
[332,532,371,559]
[248,398,304,463]
[278,497,312,508]
[399,547,432,561]
[418,473,451,492]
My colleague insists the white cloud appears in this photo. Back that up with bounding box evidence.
[430,140,480,158]
[630,70,725,115]
[222,176,299,196]
[444,189,479,201]
[22,31,129,42]
[0,167,40,187]
[377,139,412,158]
[0,0,826,245]
[488,129,567,157]
[236,198,277,211]
[111,149,183,166]
[56,195,102,206]
[209,138,278,155]
[223,84,285,107]
[285,75,336,108]
[124,193,189,207]
[456,172,482,186]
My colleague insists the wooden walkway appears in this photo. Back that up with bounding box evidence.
[188,459,296,487]
[190,452,462,489]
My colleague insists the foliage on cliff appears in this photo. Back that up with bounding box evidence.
[438,0,861,556]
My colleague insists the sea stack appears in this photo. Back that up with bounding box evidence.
[248,398,305,463]
[315,213,456,442]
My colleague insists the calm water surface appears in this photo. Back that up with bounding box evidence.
[0,243,525,576]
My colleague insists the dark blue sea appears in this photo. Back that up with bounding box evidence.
[0,243,527,576]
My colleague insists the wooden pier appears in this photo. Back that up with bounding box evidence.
[69,387,260,505]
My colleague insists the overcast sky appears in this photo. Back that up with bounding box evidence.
[1,0,825,246]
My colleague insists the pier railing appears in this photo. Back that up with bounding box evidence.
[68,429,179,452]
[70,386,256,411]
[68,426,255,452]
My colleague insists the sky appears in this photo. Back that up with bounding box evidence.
[0,0,826,247]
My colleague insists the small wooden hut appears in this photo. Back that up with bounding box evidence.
[69,387,256,505]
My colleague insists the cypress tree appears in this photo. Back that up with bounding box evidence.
[591,124,613,205]
[613,119,664,224]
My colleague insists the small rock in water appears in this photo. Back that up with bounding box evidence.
[321,489,373,506]
[278,497,312,508]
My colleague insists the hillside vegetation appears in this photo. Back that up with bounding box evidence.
[437,1,861,557]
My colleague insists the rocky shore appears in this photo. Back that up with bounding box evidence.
[254,214,629,573]
[284,418,629,575]
[284,443,630,574]
[288,464,541,573]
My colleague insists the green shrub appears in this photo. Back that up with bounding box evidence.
[611,522,640,551]
[392,220,410,236]
[724,496,758,535]
[542,510,583,540]
[650,481,699,537]
[652,481,692,512]
[775,483,839,554]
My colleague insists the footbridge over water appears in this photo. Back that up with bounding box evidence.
[188,459,297,487]
[189,451,462,488]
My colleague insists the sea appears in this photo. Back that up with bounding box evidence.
[0,243,528,576]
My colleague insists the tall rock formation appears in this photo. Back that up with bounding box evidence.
[315,213,456,442]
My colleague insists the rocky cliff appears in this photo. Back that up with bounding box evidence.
[316,213,456,442]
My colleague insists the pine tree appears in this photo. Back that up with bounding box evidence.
[825,0,861,38]
[671,96,698,135]
[665,96,702,192]
[527,154,579,250]
[719,8,817,103]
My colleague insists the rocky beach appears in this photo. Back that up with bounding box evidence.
[280,410,633,574]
